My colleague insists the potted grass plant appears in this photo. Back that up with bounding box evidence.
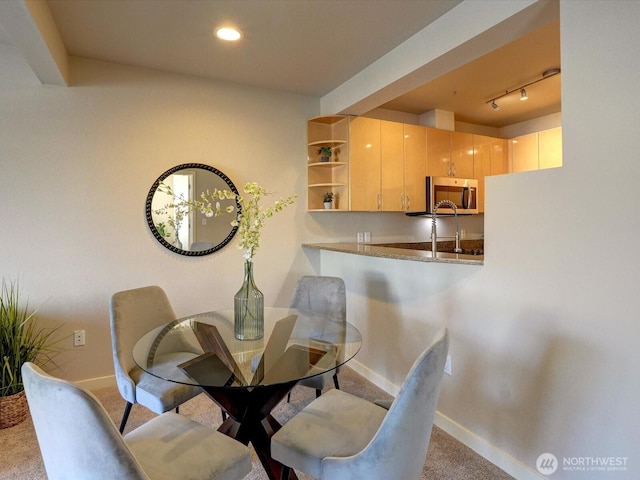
[0,278,64,428]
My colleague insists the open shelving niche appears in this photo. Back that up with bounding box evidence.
[307,115,350,211]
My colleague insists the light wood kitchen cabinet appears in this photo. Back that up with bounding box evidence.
[490,138,508,176]
[307,115,556,213]
[403,123,426,212]
[510,128,562,173]
[347,118,426,212]
[473,135,508,213]
[450,131,474,179]
[538,127,562,169]
[426,129,473,179]
[307,115,349,210]
[380,120,404,211]
[349,116,381,211]
[426,127,450,177]
[511,132,539,173]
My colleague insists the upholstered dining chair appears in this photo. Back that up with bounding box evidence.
[22,362,252,480]
[287,276,346,400]
[109,285,206,433]
[272,328,449,480]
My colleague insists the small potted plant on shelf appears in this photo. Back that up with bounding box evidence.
[323,192,334,209]
[318,146,332,162]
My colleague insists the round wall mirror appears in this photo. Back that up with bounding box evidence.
[145,163,240,256]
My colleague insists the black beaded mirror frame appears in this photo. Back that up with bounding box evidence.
[145,163,240,256]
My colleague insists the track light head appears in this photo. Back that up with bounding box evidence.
[486,67,559,111]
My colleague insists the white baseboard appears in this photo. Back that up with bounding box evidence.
[348,360,543,480]
[348,359,401,396]
[434,412,544,480]
[76,374,116,391]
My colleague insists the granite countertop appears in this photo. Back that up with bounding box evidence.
[302,241,483,266]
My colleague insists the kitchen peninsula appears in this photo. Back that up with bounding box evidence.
[303,242,483,266]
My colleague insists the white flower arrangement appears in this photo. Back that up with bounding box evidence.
[155,182,296,261]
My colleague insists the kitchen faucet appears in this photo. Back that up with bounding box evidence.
[431,200,462,255]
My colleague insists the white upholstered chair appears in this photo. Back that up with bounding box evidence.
[272,328,449,480]
[288,276,346,400]
[109,285,205,433]
[22,362,252,480]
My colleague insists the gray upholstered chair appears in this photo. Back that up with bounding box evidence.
[109,285,205,433]
[288,276,346,400]
[272,328,449,480]
[22,362,252,480]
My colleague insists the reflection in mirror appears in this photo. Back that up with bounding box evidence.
[145,163,239,256]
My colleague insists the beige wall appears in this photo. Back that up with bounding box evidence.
[4,1,639,479]
[316,2,640,479]
[1,56,323,382]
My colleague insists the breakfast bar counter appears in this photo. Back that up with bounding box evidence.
[302,242,483,266]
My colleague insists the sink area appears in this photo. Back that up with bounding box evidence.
[373,240,484,256]
[437,248,484,256]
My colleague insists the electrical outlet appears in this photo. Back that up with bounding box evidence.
[364,232,371,243]
[73,330,85,347]
[444,355,452,376]
[357,232,364,243]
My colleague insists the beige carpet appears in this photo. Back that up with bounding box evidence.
[0,367,513,480]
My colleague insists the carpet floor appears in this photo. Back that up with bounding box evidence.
[0,366,513,479]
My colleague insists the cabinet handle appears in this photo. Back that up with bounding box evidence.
[400,194,405,210]
[377,193,381,210]
[406,195,411,210]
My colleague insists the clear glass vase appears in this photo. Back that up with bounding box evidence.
[234,260,264,340]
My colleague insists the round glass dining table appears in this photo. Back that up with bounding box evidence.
[133,307,362,480]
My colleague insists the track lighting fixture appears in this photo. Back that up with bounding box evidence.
[486,67,560,111]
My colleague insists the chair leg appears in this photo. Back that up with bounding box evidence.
[221,409,227,421]
[119,402,133,434]
[333,373,340,390]
[287,391,292,403]
[175,406,179,414]
[315,388,321,398]
[280,466,291,480]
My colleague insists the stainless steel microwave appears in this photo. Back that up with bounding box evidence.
[407,176,478,216]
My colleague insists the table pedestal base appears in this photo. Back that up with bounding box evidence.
[202,381,299,480]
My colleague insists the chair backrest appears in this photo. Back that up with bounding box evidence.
[289,276,346,321]
[320,328,449,480]
[22,362,149,480]
[290,276,347,366]
[109,285,177,403]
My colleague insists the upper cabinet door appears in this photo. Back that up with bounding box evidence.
[450,131,474,179]
[426,127,450,177]
[473,135,492,213]
[380,120,404,211]
[538,127,562,169]
[511,133,539,173]
[490,138,509,176]
[404,124,426,212]
[349,117,381,211]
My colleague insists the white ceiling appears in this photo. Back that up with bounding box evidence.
[2,0,560,128]
[46,0,462,96]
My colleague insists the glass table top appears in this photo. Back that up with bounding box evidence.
[133,307,362,389]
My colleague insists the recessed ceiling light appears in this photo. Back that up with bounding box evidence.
[215,27,242,42]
